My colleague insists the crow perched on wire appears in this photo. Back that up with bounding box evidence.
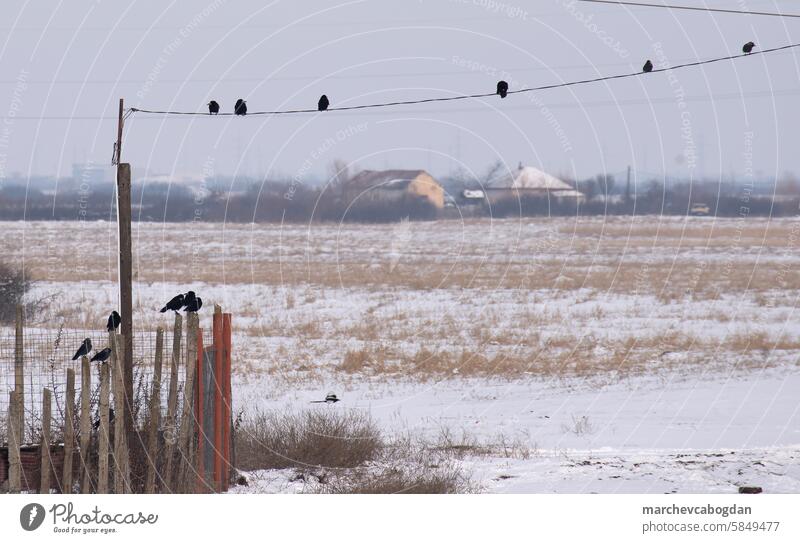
[71,338,92,361]
[160,294,185,313]
[106,311,121,332]
[91,347,112,363]
[184,296,203,312]
[208,100,220,115]
[643,60,653,73]
[743,41,755,54]
[318,95,329,111]
[311,393,340,404]
[234,99,247,115]
[496,80,508,98]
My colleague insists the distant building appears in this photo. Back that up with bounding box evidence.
[345,169,444,209]
[484,165,584,204]
[460,189,486,204]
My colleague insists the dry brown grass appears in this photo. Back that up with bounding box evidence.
[333,327,798,380]
[317,467,471,494]
[234,409,382,471]
[5,219,800,297]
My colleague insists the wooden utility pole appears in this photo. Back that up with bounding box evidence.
[115,97,135,476]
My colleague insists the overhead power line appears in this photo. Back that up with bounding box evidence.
[130,42,800,118]
[575,0,800,18]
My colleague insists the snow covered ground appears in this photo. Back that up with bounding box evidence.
[1,218,798,492]
[232,368,800,493]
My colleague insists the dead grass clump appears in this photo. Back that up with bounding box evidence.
[320,467,470,494]
[339,347,392,373]
[235,409,382,471]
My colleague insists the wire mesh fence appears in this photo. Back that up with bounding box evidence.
[0,325,212,446]
[1,309,231,494]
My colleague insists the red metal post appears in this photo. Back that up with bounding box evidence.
[212,311,224,492]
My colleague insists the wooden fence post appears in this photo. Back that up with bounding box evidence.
[40,388,52,493]
[178,313,199,493]
[63,369,76,493]
[145,328,164,493]
[222,312,232,491]
[14,305,24,445]
[7,391,21,493]
[111,333,129,493]
[98,362,110,494]
[164,313,182,490]
[80,357,92,493]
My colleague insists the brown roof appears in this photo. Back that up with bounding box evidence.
[347,169,429,190]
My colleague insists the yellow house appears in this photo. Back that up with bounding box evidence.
[345,169,444,209]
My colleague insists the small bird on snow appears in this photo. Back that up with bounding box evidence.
[160,294,185,313]
[208,100,220,115]
[106,311,121,332]
[234,99,247,115]
[642,60,653,73]
[71,338,92,361]
[318,95,330,111]
[743,41,755,54]
[496,80,508,98]
[311,393,340,404]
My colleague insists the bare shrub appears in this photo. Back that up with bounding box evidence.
[319,466,470,494]
[562,414,594,436]
[235,409,382,471]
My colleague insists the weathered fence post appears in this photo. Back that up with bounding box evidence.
[178,313,199,493]
[40,388,52,493]
[14,305,24,444]
[200,344,215,491]
[213,305,223,491]
[63,369,76,493]
[163,313,182,490]
[98,362,110,494]
[80,357,92,493]
[7,391,21,493]
[111,333,129,493]
[223,312,232,491]
[145,328,164,493]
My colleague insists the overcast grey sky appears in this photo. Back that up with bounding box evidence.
[1,0,799,185]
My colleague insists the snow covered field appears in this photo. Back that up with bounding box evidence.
[2,217,798,492]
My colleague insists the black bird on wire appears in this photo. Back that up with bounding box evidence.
[742,41,755,54]
[71,338,92,361]
[496,80,508,98]
[643,60,653,73]
[311,392,340,404]
[160,293,185,313]
[91,347,112,363]
[208,100,220,115]
[106,311,121,332]
[234,99,247,115]
[317,94,329,111]
[184,296,203,312]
